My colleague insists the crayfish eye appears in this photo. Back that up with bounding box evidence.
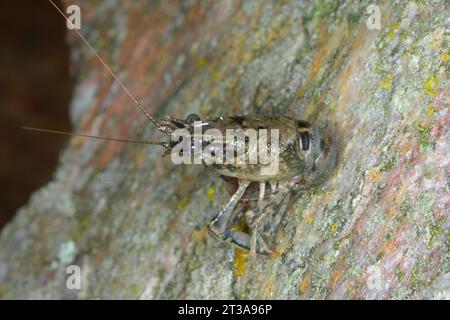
[299,131,310,151]
[296,120,311,151]
[186,113,201,124]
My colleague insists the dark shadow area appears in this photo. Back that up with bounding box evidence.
[0,0,73,229]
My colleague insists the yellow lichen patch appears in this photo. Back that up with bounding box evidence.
[330,223,337,233]
[207,187,216,200]
[233,248,248,277]
[379,73,392,89]
[388,22,401,40]
[423,76,439,96]
[303,209,315,223]
[176,195,189,210]
[195,56,208,68]
[366,166,383,183]
[427,104,436,117]
[447,235,450,254]
[242,52,253,63]
[442,50,449,62]
[210,70,221,80]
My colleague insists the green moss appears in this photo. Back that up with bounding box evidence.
[73,215,92,241]
[396,270,406,281]
[399,196,413,222]
[415,192,435,216]
[409,256,429,293]
[311,0,339,19]
[333,235,351,251]
[379,73,393,90]
[423,76,439,96]
[177,195,190,211]
[374,62,384,75]
[373,184,385,203]
[429,224,441,238]
[348,11,362,28]
[388,23,401,41]
[296,45,312,62]
[376,252,385,261]
[321,200,345,238]
[414,123,435,152]
[381,151,399,172]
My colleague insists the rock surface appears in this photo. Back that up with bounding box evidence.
[0,0,448,299]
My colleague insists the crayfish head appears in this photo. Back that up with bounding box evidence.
[302,125,337,186]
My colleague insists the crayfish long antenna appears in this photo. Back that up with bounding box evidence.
[21,127,170,148]
[47,0,172,135]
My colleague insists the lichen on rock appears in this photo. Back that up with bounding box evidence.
[0,0,448,299]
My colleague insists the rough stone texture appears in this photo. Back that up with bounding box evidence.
[0,0,448,299]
